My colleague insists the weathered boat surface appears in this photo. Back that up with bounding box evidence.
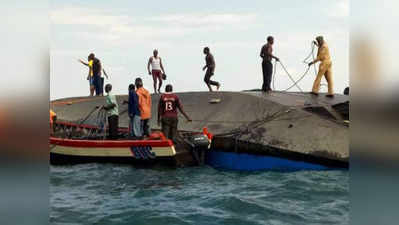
[51,91,349,169]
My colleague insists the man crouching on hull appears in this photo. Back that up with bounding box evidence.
[157,84,192,143]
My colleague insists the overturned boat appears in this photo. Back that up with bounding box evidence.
[50,121,212,167]
[50,91,349,171]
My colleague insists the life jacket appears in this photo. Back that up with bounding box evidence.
[136,87,152,119]
[50,110,56,124]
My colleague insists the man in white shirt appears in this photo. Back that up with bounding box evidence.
[147,49,166,94]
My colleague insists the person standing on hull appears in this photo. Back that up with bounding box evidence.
[147,49,166,94]
[260,36,279,93]
[79,53,95,96]
[158,84,192,143]
[202,47,220,92]
[135,78,152,137]
[79,53,103,96]
[308,36,334,97]
[92,56,103,96]
[102,84,119,140]
[127,84,142,139]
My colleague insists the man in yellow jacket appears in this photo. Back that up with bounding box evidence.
[308,36,334,97]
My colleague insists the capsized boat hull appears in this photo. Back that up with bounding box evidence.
[206,151,332,171]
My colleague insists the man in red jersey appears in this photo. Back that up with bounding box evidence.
[157,84,191,142]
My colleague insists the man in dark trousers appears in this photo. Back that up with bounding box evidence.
[127,84,142,138]
[79,53,104,96]
[102,84,119,139]
[91,56,103,96]
[157,84,192,143]
[260,36,279,93]
[202,47,220,92]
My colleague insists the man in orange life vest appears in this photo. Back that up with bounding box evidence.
[157,84,191,142]
[50,110,57,134]
[135,78,152,137]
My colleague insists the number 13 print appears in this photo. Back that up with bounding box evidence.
[165,102,173,111]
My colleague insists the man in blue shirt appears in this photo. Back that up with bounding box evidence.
[127,84,142,139]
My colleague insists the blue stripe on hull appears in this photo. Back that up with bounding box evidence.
[206,151,330,171]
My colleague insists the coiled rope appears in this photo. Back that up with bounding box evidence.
[272,41,327,92]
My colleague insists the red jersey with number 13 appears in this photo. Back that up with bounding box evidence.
[159,93,182,118]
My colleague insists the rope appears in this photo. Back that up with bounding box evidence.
[50,98,97,106]
[272,61,277,90]
[311,43,318,76]
[96,109,108,140]
[191,119,256,124]
[302,41,316,65]
[214,108,291,137]
[53,106,109,139]
[273,41,328,93]
[269,42,314,92]
[278,61,306,92]
[81,107,107,139]
[304,41,327,88]
[78,106,101,126]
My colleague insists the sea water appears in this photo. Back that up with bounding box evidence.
[50,164,348,225]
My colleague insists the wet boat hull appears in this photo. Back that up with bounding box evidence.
[206,151,332,171]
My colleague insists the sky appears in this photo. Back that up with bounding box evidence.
[50,0,349,100]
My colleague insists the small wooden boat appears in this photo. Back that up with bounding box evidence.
[50,121,212,167]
